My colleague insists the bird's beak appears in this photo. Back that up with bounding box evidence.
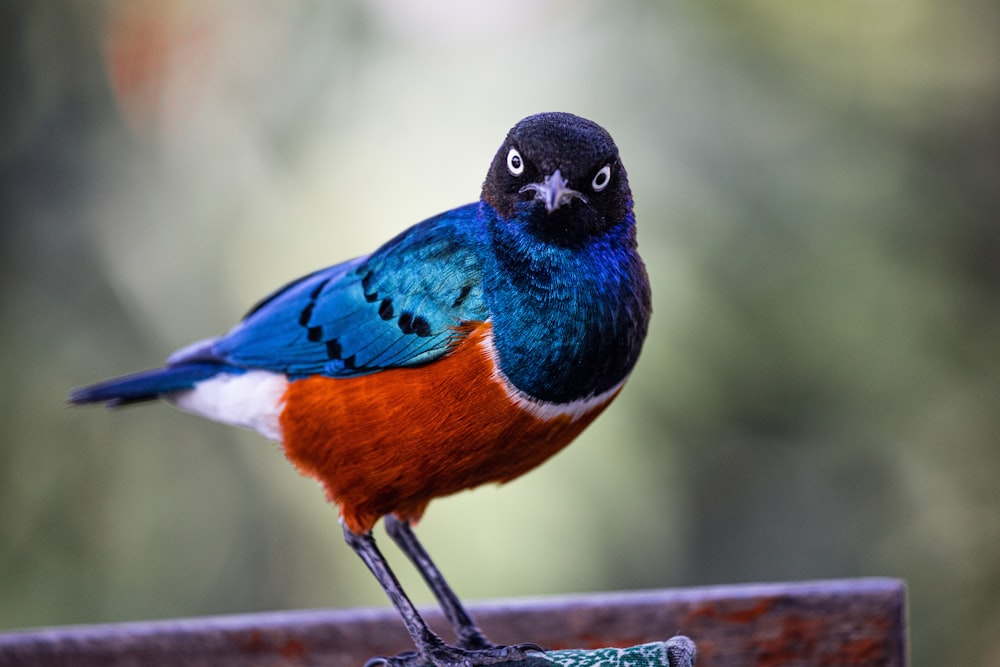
[519,169,586,213]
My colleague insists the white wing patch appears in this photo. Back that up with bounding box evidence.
[169,371,288,441]
[479,328,625,421]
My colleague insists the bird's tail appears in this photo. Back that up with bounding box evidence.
[69,362,236,407]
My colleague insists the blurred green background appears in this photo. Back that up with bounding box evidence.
[2,1,998,665]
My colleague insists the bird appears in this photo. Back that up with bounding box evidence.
[70,112,652,667]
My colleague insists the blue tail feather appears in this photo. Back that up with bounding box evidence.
[69,363,241,407]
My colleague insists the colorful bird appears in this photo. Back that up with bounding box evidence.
[71,112,652,667]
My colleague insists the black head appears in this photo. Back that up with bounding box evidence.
[481,112,632,244]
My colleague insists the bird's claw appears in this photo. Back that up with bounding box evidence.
[366,642,545,667]
[454,630,494,652]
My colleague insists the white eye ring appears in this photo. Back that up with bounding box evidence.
[591,165,612,192]
[506,148,524,176]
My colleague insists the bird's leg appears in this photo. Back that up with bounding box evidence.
[342,524,444,667]
[384,514,491,650]
[343,523,541,667]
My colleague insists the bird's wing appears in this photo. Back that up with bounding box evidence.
[185,204,487,378]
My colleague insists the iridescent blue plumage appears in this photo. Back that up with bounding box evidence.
[71,208,489,405]
[480,199,648,403]
[211,205,488,378]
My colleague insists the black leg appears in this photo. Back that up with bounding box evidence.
[342,524,446,667]
[384,514,492,650]
[343,522,542,667]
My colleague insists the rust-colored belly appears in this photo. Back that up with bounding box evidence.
[279,323,614,533]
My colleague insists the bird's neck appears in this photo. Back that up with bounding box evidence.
[479,204,651,405]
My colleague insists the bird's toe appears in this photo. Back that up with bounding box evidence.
[368,641,545,667]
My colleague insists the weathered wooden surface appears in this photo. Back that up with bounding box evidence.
[0,578,906,667]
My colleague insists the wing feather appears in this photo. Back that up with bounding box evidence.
[188,204,487,378]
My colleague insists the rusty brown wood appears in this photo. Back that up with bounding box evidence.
[0,578,906,667]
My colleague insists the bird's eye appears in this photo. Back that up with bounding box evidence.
[591,165,612,192]
[506,148,524,176]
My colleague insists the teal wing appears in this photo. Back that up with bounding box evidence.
[190,204,487,377]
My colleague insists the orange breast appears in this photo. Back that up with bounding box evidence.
[279,323,615,533]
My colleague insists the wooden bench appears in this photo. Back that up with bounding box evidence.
[0,578,906,666]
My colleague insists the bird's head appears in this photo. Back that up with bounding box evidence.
[481,112,632,245]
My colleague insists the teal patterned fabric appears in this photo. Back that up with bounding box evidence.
[521,637,696,667]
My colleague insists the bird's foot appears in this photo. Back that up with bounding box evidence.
[365,641,544,667]
[454,629,497,652]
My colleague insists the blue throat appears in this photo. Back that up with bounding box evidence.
[478,202,651,404]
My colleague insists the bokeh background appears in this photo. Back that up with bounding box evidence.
[2,1,998,665]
